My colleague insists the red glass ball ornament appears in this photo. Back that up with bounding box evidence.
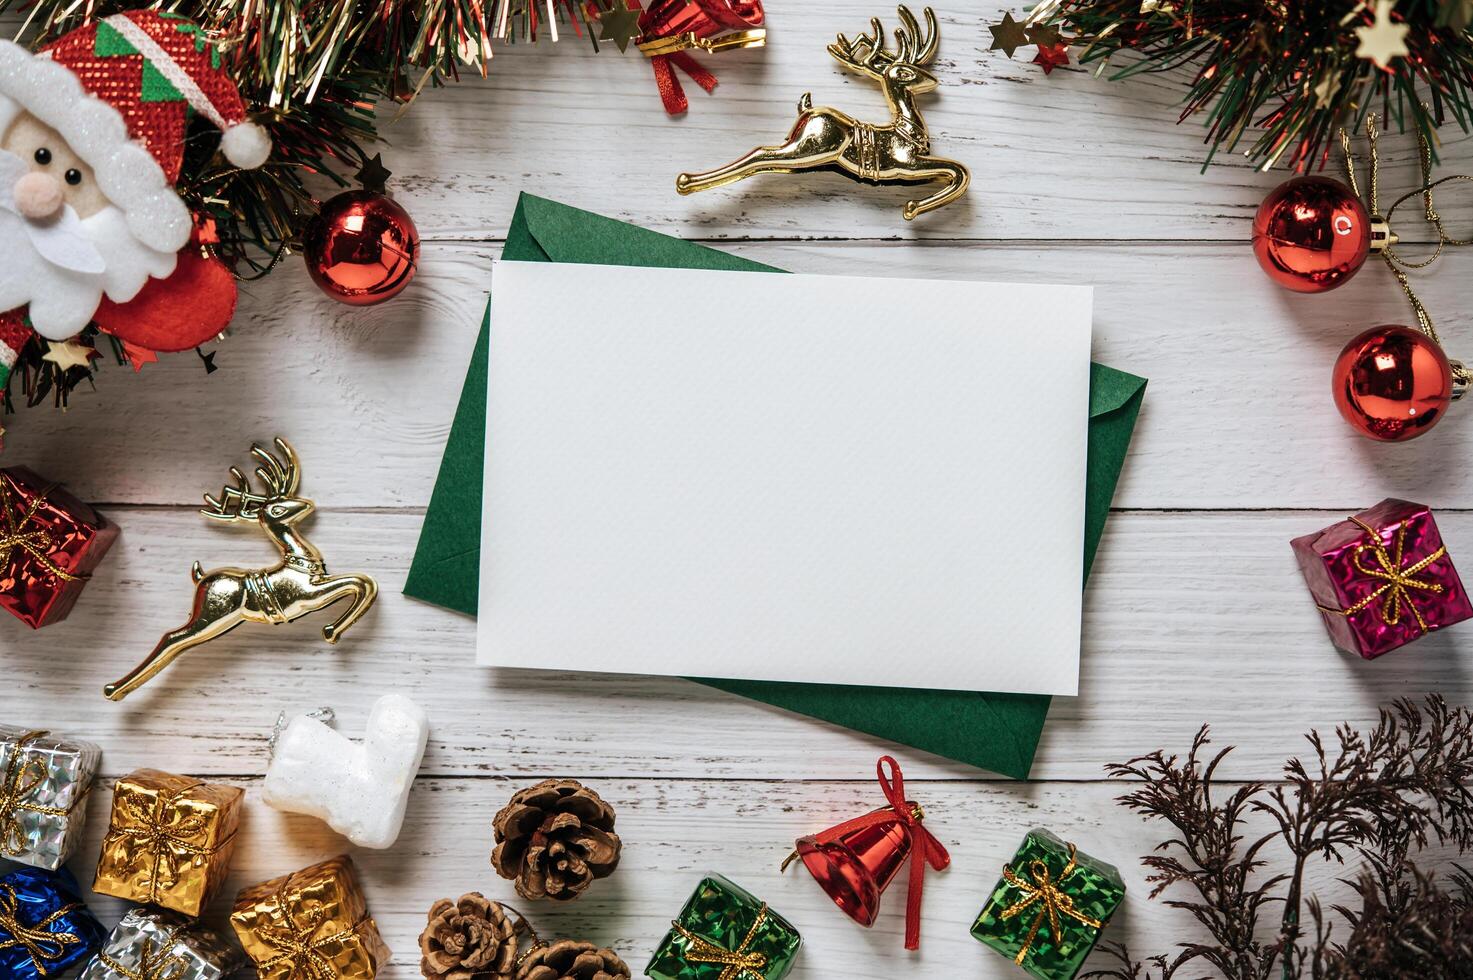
[1332,325,1454,441]
[1252,176,1371,293]
[303,190,419,305]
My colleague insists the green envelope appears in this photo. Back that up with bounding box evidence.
[405,193,1147,779]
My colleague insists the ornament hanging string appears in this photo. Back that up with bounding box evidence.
[1341,112,1473,392]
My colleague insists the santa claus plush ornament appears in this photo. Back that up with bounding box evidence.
[0,11,268,390]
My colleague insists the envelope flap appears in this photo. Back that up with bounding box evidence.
[521,193,776,273]
[1090,362,1148,417]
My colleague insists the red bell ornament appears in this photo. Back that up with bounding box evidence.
[303,189,419,305]
[1252,176,1390,293]
[1333,325,1455,441]
[781,756,948,950]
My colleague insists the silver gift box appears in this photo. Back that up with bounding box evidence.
[0,724,101,870]
[79,908,245,980]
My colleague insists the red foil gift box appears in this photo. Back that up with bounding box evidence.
[1292,499,1472,659]
[0,467,118,628]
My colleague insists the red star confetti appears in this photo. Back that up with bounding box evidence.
[122,341,159,372]
[1033,41,1070,74]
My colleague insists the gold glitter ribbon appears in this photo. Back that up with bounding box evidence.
[999,843,1103,966]
[98,934,189,980]
[1343,112,1473,390]
[102,782,233,904]
[0,731,72,857]
[1316,517,1447,632]
[0,884,82,977]
[252,891,360,980]
[0,480,84,583]
[671,903,769,980]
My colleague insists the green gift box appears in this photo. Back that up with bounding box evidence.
[646,875,801,980]
[971,829,1125,980]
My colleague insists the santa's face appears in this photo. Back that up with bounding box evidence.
[0,106,176,340]
[1,113,108,220]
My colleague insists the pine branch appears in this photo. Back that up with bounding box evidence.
[1020,0,1473,172]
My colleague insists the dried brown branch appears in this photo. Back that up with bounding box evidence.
[1091,696,1473,980]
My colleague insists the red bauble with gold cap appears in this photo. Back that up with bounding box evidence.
[1253,176,1374,293]
[303,190,419,305]
[1333,325,1454,441]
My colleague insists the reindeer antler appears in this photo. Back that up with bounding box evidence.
[828,6,938,74]
[898,6,939,66]
[202,465,268,522]
[829,15,892,74]
[252,438,301,498]
[200,438,302,522]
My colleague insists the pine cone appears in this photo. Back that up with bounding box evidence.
[419,893,522,980]
[491,779,622,902]
[514,940,630,980]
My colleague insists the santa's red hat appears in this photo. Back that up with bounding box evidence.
[0,11,269,256]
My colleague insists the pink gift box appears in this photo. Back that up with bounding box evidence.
[1292,499,1472,659]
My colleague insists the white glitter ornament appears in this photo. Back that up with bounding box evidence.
[262,695,429,849]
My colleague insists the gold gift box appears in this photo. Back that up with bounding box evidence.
[230,855,390,980]
[92,768,243,917]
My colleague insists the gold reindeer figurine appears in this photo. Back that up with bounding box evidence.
[676,5,969,220]
[103,438,378,701]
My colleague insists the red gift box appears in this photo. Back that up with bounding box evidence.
[0,467,118,628]
[1292,498,1472,659]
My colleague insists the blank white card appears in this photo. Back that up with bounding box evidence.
[477,261,1093,696]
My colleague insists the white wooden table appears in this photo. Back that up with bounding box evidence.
[6,3,1473,976]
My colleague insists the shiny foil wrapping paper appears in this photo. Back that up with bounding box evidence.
[971,829,1125,980]
[646,875,801,980]
[0,725,101,870]
[93,769,244,918]
[1292,499,1473,659]
[0,467,119,629]
[78,907,245,980]
[230,855,389,980]
[0,866,107,980]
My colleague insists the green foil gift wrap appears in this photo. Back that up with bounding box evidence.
[646,876,800,980]
[971,829,1125,980]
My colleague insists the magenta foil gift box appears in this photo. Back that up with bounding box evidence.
[1292,499,1472,659]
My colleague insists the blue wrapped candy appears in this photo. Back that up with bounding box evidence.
[0,866,104,980]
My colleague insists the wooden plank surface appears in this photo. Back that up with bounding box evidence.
[4,1,1472,976]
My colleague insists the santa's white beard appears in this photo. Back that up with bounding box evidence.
[0,187,177,341]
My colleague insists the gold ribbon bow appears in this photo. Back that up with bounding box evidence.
[0,884,82,977]
[1318,517,1447,632]
[671,903,769,980]
[0,731,71,857]
[98,934,190,980]
[0,480,84,583]
[103,783,228,902]
[253,892,359,980]
[999,843,1103,966]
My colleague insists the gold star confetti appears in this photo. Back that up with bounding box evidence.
[1026,23,1062,48]
[598,0,644,53]
[1355,0,1409,68]
[988,12,1029,58]
[42,340,95,372]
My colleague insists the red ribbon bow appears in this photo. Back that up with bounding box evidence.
[808,755,949,950]
[638,0,764,115]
